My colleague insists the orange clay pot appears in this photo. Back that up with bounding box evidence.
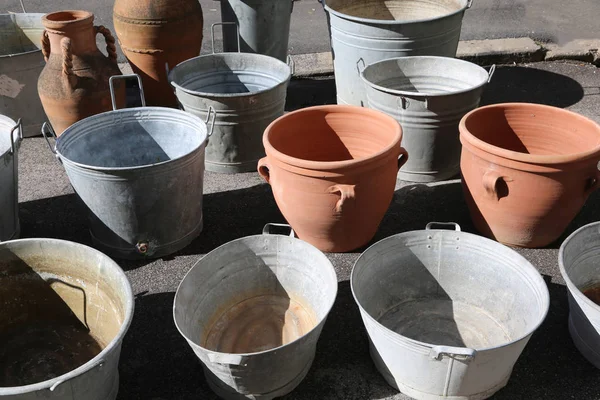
[113,0,203,107]
[258,105,407,252]
[38,11,122,136]
[460,103,600,248]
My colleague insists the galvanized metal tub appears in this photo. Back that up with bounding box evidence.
[174,224,337,400]
[169,35,291,174]
[45,75,210,260]
[351,222,549,399]
[559,221,600,369]
[0,238,134,399]
[0,115,21,241]
[0,12,46,137]
[361,56,493,182]
[217,0,294,62]
[323,0,472,106]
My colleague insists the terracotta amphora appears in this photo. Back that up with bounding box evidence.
[258,105,407,252]
[38,10,122,136]
[460,103,600,248]
[113,0,204,107]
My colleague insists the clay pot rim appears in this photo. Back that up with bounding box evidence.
[323,0,470,25]
[42,10,93,29]
[263,105,403,171]
[459,102,600,165]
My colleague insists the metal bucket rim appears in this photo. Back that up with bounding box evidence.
[173,232,338,358]
[361,56,489,98]
[0,13,45,57]
[559,221,600,313]
[459,102,600,165]
[263,104,402,172]
[56,106,208,172]
[350,227,550,354]
[168,53,291,99]
[0,114,17,157]
[323,0,469,25]
[0,238,134,395]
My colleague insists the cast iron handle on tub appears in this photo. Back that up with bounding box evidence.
[398,148,409,170]
[328,184,356,213]
[257,157,271,184]
[262,223,295,237]
[425,222,461,231]
[483,170,512,201]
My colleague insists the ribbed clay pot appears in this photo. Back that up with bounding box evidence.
[258,105,407,252]
[38,10,123,136]
[113,0,203,107]
[460,103,600,248]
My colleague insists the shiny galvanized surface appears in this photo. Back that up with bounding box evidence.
[322,0,471,106]
[0,115,21,242]
[0,238,134,399]
[559,222,600,369]
[169,47,291,174]
[173,224,338,400]
[217,0,294,62]
[0,13,46,137]
[361,56,492,182]
[46,75,209,259]
[351,222,549,400]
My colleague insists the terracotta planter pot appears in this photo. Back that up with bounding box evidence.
[460,103,600,248]
[113,0,203,107]
[258,105,407,252]
[38,10,122,136]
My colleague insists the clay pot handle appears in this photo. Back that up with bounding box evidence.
[483,170,511,200]
[41,30,50,61]
[95,25,118,63]
[398,147,409,170]
[328,184,356,213]
[60,37,77,88]
[257,158,270,184]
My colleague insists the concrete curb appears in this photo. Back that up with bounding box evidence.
[118,37,600,78]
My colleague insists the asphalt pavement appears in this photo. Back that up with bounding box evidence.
[4,0,600,61]
[14,60,600,399]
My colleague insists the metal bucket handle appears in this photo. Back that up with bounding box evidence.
[205,106,217,137]
[356,58,366,75]
[211,22,241,54]
[48,359,106,392]
[467,0,474,8]
[487,64,496,83]
[430,346,476,361]
[18,0,26,12]
[287,55,295,75]
[109,74,146,110]
[262,223,296,237]
[425,222,461,231]
[9,118,22,155]
[41,122,60,159]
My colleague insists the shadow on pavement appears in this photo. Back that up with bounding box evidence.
[481,65,584,108]
[286,77,337,112]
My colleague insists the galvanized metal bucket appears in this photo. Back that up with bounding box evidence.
[174,223,338,400]
[169,23,291,174]
[322,0,472,106]
[42,74,212,260]
[0,10,46,137]
[0,238,134,399]
[361,56,493,182]
[351,222,549,399]
[217,0,294,62]
[0,115,21,242]
[559,221,600,369]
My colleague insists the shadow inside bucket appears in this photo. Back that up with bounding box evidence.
[480,65,584,108]
[0,15,40,54]
[0,250,102,387]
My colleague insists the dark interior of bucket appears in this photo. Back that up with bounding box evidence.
[61,118,203,168]
[0,250,122,387]
[268,109,397,162]
[464,105,600,156]
[0,15,42,55]
[327,0,463,21]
